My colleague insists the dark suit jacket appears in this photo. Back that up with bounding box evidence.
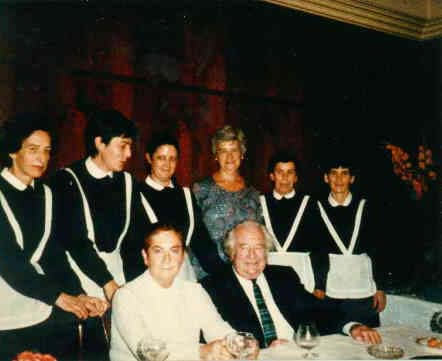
[200,265,348,348]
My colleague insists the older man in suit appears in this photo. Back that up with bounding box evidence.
[200,220,381,348]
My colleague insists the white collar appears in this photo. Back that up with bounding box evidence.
[85,157,113,179]
[328,192,352,207]
[1,168,34,191]
[273,189,295,200]
[145,175,174,191]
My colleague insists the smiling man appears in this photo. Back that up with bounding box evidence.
[111,224,243,361]
[201,220,382,348]
[310,152,386,330]
[50,108,138,358]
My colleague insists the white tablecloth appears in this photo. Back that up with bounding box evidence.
[259,326,442,360]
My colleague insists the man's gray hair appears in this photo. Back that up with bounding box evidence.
[211,125,247,155]
[223,220,275,260]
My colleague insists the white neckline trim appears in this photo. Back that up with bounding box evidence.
[233,266,265,287]
[1,168,34,190]
[328,192,352,207]
[85,157,113,179]
[145,175,174,190]
[273,189,295,200]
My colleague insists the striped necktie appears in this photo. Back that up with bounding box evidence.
[252,279,277,347]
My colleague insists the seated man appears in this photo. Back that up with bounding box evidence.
[111,223,258,361]
[200,220,382,348]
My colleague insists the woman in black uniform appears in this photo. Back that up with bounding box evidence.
[123,132,224,281]
[0,114,107,360]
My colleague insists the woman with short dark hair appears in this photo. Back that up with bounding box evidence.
[0,113,107,360]
[123,132,224,282]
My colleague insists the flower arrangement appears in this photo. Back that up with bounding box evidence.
[13,351,57,361]
[384,143,437,200]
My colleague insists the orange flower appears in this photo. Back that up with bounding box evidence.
[428,171,437,180]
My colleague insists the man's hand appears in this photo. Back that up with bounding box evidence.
[103,280,120,302]
[200,339,233,361]
[55,292,89,320]
[269,339,289,348]
[372,291,387,312]
[350,324,382,344]
[78,294,109,317]
[313,289,326,300]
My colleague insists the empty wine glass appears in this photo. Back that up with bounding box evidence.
[136,336,169,361]
[294,323,320,359]
[225,331,258,359]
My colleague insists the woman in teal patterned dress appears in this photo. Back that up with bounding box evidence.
[193,125,262,263]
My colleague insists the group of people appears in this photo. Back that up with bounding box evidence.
[0,109,386,361]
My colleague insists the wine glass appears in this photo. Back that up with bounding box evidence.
[136,336,169,361]
[294,323,320,359]
[225,331,258,359]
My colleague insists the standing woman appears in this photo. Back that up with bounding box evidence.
[193,125,262,263]
[0,114,107,360]
[123,133,224,282]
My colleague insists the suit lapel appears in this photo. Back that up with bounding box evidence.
[225,269,265,345]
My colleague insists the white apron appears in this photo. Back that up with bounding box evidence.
[0,186,53,330]
[317,199,377,299]
[141,186,196,282]
[64,168,131,298]
[260,194,315,292]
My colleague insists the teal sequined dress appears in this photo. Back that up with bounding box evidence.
[192,177,263,262]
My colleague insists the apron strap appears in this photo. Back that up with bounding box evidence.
[0,186,52,275]
[64,168,132,251]
[140,192,158,223]
[182,187,195,247]
[29,185,53,273]
[317,199,366,255]
[282,195,310,251]
[0,189,24,249]
[64,167,96,245]
[259,195,283,251]
[115,172,132,250]
[348,199,366,254]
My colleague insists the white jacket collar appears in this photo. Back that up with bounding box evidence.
[328,192,352,207]
[273,189,295,200]
[145,175,174,191]
[1,168,34,191]
[85,157,113,179]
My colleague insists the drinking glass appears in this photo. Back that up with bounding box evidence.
[136,336,169,361]
[225,331,258,359]
[294,323,320,359]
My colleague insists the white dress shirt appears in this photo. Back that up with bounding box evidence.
[233,268,356,338]
[110,270,234,361]
[233,268,294,340]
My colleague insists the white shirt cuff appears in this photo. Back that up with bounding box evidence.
[342,322,359,336]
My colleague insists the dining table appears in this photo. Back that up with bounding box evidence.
[258,325,442,360]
